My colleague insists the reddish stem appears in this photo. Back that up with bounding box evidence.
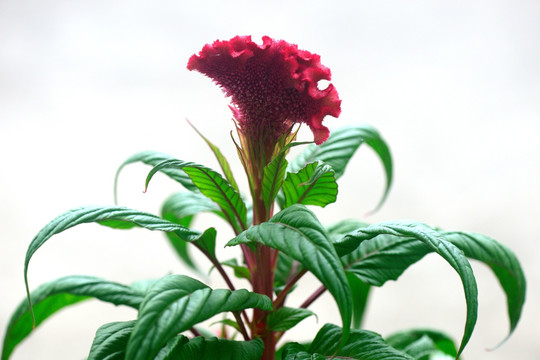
[241,134,283,360]
[251,243,276,358]
[190,327,201,338]
[251,169,277,359]
[273,269,308,309]
[194,243,251,338]
[300,284,327,309]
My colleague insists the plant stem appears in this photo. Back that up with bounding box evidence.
[194,244,251,336]
[300,284,327,309]
[241,244,256,270]
[273,269,308,309]
[241,135,284,360]
[190,327,201,337]
[251,244,276,360]
[232,311,250,341]
[251,172,276,360]
[195,245,237,291]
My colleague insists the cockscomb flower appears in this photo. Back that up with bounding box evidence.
[188,36,341,224]
[187,36,341,147]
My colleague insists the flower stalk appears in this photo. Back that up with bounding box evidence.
[188,35,342,360]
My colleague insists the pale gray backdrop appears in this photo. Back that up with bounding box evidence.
[1,0,538,359]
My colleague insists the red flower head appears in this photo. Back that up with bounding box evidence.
[187,36,341,146]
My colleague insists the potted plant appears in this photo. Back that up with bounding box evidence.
[2,35,526,360]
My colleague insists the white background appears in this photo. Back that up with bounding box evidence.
[1,1,539,359]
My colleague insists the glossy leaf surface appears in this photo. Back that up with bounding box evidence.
[347,272,371,329]
[156,336,264,360]
[281,323,413,359]
[218,258,251,281]
[126,275,272,360]
[262,141,311,209]
[88,320,135,360]
[114,150,198,203]
[337,224,526,349]
[228,205,352,342]
[188,120,240,191]
[386,329,458,359]
[281,343,325,360]
[161,192,222,270]
[440,231,526,340]
[23,206,203,326]
[262,146,289,208]
[3,276,146,360]
[281,161,338,208]
[266,307,316,332]
[335,221,477,356]
[146,159,247,234]
[309,323,414,359]
[289,125,392,211]
[162,191,223,221]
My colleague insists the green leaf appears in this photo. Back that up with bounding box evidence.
[210,318,242,333]
[24,206,202,270]
[88,320,136,360]
[228,204,352,343]
[2,276,146,360]
[193,227,218,260]
[114,150,198,203]
[156,336,264,360]
[440,231,526,342]
[386,329,459,359]
[396,336,440,360]
[89,322,263,360]
[156,336,189,360]
[347,272,371,329]
[308,323,414,359]
[339,234,430,285]
[98,219,139,229]
[162,192,223,221]
[262,148,289,208]
[146,159,247,234]
[327,219,369,242]
[290,125,393,212]
[163,230,198,271]
[267,307,316,332]
[188,120,240,191]
[281,162,338,208]
[217,258,251,281]
[23,206,203,327]
[125,275,272,360]
[161,192,223,271]
[129,278,159,295]
[336,225,526,351]
[281,343,325,360]
[335,222,478,356]
[262,142,311,209]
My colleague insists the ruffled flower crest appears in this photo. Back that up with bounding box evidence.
[187,36,341,147]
